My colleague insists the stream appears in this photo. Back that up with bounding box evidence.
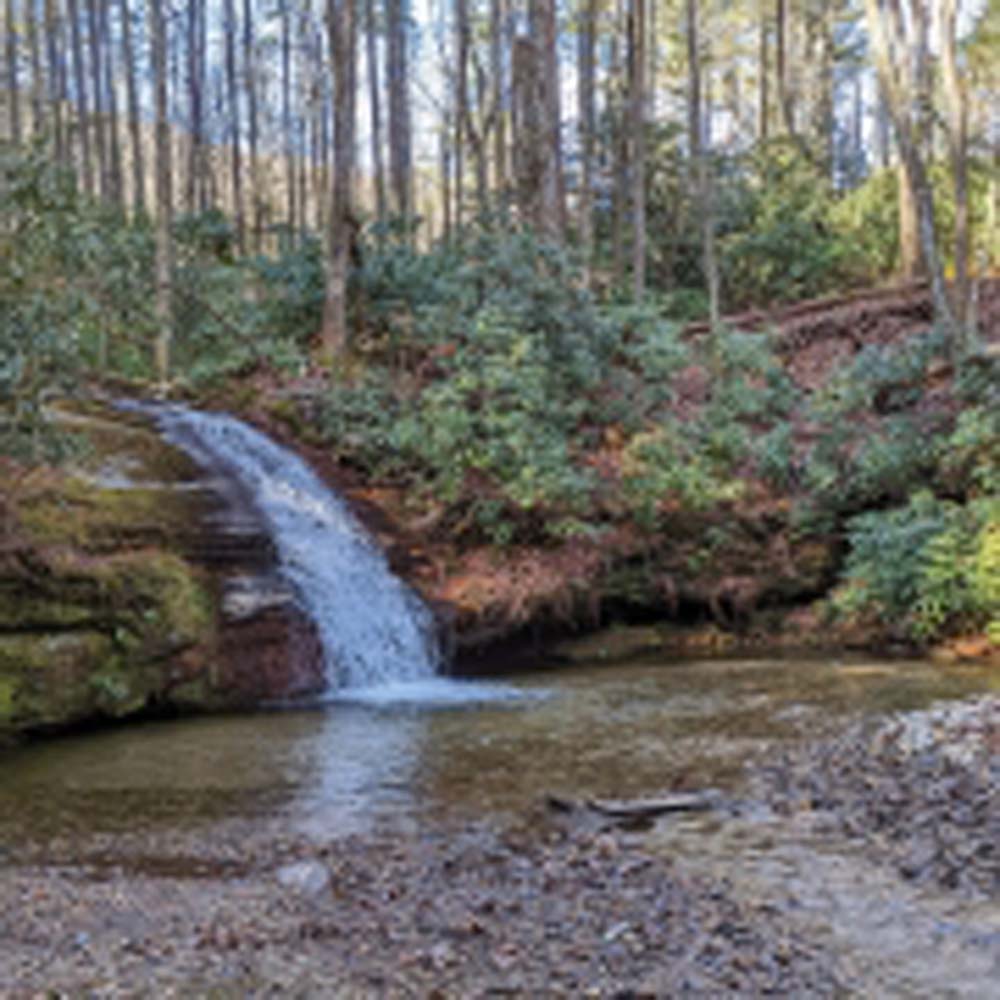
[2,650,998,995]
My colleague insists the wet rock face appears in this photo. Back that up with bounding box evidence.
[0,404,325,741]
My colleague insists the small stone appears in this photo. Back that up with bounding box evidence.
[275,860,331,897]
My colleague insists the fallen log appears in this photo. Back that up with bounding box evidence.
[586,792,721,818]
[546,791,722,819]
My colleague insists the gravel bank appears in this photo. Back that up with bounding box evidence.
[0,816,847,997]
[753,694,999,898]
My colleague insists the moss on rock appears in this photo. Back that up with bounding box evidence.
[0,412,222,740]
[0,545,215,737]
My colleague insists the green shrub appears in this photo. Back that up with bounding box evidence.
[0,142,154,455]
[835,491,999,642]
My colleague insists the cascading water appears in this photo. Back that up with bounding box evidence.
[137,404,441,693]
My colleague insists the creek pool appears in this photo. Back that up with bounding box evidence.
[1,652,994,843]
[2,651,998,996]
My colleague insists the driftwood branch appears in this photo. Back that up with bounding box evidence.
[546,791,722,820]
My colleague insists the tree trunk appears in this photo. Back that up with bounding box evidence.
[940,0,969,330]
[26,0,44,136]
[386,0,411,230]
[454,0,469,229]
[119,0,145,217]
[243,0,261,251]
[321,0,356,361]
[99,0,123,210]
[775,0,815,166]
[814,3,833,177]
[687,0,719,328]
[758,0,769,142]
[223,0,244,248]
[490,0,507,207]
[66,0,93,194]
[282,1,296,238]
[610,0,626,282]
[148,0,173,386]
[775,0,792,137]
[86,0,108,200]
[45,0,67,165]
[529,0,564,238]
[628,0,646,299]
[6,0,22,143]
[577,0,595,283]
[440,116,452,241]
[365,0,387,236]
[512,33,559,240]
[864,0,956,344]
[185,0,203,212]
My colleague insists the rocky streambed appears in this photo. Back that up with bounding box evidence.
[754,694,1000,899]
[0,816,847,997]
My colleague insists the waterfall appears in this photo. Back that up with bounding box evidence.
[140,404,441,692]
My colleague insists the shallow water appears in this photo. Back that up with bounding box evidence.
[2,652,998,995]
[1,652,993,843]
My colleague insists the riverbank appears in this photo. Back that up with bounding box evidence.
[754,693,999,899]
[1,812,846,996]
[3,683,998,995]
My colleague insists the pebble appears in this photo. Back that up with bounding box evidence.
[275,860,331,897]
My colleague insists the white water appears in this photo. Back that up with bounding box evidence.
[140,404,442,692]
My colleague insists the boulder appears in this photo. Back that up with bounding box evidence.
[0,403,324,742]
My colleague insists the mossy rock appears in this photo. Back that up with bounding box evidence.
[0,631,116,729]
[15,471,207,555]
[0,548,215,736]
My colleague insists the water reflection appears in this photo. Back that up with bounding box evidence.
[2,651,996,995]
[293,706,427,837]
[0,654,994,848]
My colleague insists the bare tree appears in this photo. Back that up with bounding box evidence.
[66,0,94,194]
[321,0,357,360]
[5,0,22,143]
[223,0,245,247]
[148,0,173,385]
[628,0,646,298]
[386,0,412,227]
[365,0,387,234]
[119,0,146,217]
[864,0,956,341]
[577,0,596,283]
[940,0,970,328]
[687,0,720,327]
[85,0,108,199]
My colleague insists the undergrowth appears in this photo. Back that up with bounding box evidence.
[3,143,997,647]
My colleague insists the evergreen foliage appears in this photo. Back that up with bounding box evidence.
[2,143,996,647]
